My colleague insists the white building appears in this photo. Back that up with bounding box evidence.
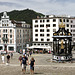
[0,12,32,52]
[32,15,72,51]
[70,18,75,49]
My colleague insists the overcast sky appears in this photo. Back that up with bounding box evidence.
[0,0,75,16]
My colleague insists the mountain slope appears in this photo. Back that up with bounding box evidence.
[0,9,44,25]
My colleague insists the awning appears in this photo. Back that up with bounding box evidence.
[27,46,35,49]
[27,45,51,49]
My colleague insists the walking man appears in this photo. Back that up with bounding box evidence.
[21,54,28,74]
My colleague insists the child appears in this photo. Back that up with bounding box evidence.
[2,54,5,64]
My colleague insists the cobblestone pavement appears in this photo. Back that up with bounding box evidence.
[0,52,75,75]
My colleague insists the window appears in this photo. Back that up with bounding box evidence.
[6,29,7,33]
[10,35,12,38]
[35,29,38,32]
[35,20,38,23]
[9,47,14,51]
[73,30,75,32]
[10,40,12,43]
[20,35,21,37]
[47,39,50,41]
[41,44,44,45]
[41,39,44,41]
[66,24,69,27]
[40,24,44,27]
[71,20,73,23]
[40,29,44,32]
[7,24,8,26]
[63,19,65,22]
[40,34,44,36]
[43,20,45,22]
[45,44,48,45]
[71,30,72,32]
[53,19,56,22]
[60,19,62,22]
[2,24,4,26]
[10,29,12,33]
[53,29,56,32]
[47,34,50,36]
[35,38,38,41]
[47,29,50,32]
[38,44,40,45]
[40,20,42,22]
[34,25,38,27]
[34,44,36,45]
[46,19,49,22]
[73,34,75,36]
[66,19,69,22]
[46,24,50,27]
[71,25,72,27]
[0,35,1,38]
[67,29,69,32]
[20,30,21,33]
[3,29,5,32]
[35,34,38,36]
[53,24,56,27]
[73,25,75,27]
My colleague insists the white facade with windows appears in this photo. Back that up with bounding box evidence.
[0,12,16,52]
[0,12,32,52]
[32,15,72,50]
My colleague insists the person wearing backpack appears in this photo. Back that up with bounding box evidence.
[21,54,28,74]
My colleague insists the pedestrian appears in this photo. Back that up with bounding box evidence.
[1,54,5,64]
[30,51,32,56]
[29,57,35,75]
[7,54,10,63]
[21,54,28,74]
[18,56,22,66]
[27,51,29,57]
[10,53,13,59]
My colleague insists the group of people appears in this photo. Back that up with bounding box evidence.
[1,53,13,64]
[19,54,35,75]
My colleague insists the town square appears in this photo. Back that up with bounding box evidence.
[0,52,75,75]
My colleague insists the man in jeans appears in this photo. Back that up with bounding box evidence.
[21,54,28,74]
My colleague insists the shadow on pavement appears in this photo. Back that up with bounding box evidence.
[26,72,43,74]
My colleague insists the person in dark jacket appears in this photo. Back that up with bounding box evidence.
[21,55,28,74]
[29,57,35,75]
[7,54,10,63]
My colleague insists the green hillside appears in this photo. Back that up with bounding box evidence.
[0,9,44,25]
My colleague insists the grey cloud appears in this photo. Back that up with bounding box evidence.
[0,2,23,7]
[0,0,75,16]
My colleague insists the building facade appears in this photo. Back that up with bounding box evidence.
[32,15,73,51]
[0,12,32,52]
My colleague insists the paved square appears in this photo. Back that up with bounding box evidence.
[0,52,75,75]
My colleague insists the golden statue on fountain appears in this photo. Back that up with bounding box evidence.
[61,40,64,49]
